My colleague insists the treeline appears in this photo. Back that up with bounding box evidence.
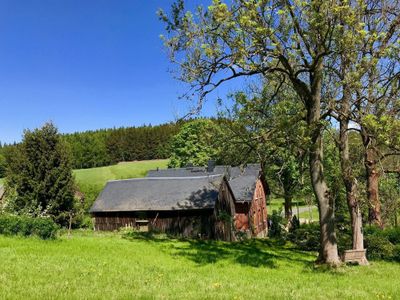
[62,122,182,169]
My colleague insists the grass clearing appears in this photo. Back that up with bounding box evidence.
[73,159,168,205]
[0,231,399,299]
[268,198,319,221]
[74,159,169,188]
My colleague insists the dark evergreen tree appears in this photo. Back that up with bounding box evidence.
[3,123,74,224]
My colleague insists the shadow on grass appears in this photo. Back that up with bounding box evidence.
[123,231,315,269]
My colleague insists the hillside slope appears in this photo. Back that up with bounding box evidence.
[74,159,169,207]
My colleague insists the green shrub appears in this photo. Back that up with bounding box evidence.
[363,225,380,236]
[384,227,400,245]
[287,223,320,251]
[0,215,58,239]
[365,235,394,260]
[268,210,285,238]
[393,245,400,262]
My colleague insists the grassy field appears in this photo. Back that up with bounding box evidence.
[73,160,169,205]
[0,231,399,299]
[74,160,169,188]
[268,198,319,221]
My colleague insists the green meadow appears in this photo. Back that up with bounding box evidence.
[0,231,399,300]
[73,159,168,206]
[74,159,169,188]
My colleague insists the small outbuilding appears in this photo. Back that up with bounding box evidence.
[90,164,268,240]
[90,175,237,241]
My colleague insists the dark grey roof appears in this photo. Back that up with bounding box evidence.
[229,175,257,202]
[146,166,231,178]
[147,164,261,202]
[90,175,224,213]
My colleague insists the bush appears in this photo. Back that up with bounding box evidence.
[0,215,58,239]
[365,235,394,260]
[287,223,320,251]
[268,210,285,238]
[393,245,400,262]
[384,227,400,245]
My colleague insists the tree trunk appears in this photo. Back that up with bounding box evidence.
[339,84,366,253]
[365,154,382,227]
[361,135,383,227]
[310,139,340,265]
[290,59,340,265]
[350,199,364,249]
[304,64,340,265]
[284,192,293,220]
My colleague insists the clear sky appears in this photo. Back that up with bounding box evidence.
[0,0,243,143]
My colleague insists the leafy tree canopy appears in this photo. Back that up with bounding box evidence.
[168,119,222,168]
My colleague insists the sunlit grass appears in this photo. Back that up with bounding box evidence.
[0,232,399,299]
[268,197,319,221]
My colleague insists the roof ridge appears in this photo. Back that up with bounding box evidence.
[107,174,224,183]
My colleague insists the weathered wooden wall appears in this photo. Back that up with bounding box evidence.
[233,179,268,237]
[234,202,251,231]
[213,179,237,241]
[93,210,215,238]
[249,179,268,237]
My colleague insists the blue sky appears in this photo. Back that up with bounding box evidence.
[0,0,243,143]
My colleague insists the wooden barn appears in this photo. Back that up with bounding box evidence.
[147,164,268,238]
[90,164,268,240]
[90,175,238,241]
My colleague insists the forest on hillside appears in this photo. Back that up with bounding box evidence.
[0,121,183,173]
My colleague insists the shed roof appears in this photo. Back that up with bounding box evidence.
[146,165,230,178]
[147,164,261,202]
[90,175,225,213]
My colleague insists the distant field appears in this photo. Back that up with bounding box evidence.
[74,159,169,206]
[74,159,169,188]
[268,198,319,221]
[0,231,399,299]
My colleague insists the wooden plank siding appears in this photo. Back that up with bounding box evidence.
[93,210,214,238]
[213,179,237,241]
[249,179,268,237]
[234,179,268,237]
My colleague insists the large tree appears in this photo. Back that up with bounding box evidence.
[160,0,349,264]
[332,0,400,228]
[3,123,75,224]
